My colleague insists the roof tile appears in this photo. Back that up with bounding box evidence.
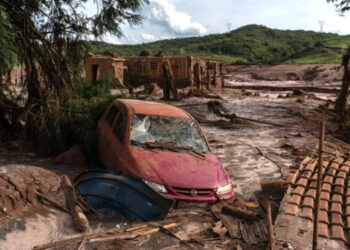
[329,162,340,171]
[318,222,329,238]
[333,157,345,165]
[345,205,350,216]
[339,165,350,174]
[342,160,350,167]
[302,197,314,209]
[304,161,317,172]
[309,181,318,189]
[320,191,330,201]
[300,171,312,179]
[321,183,332,193]
[334,178,345,187]
[300,207,313,221]
[330,212,344,227]
[287,194,302,206]
[330,225,345,241]
[292,186,305,196]
[346,196,350,205]
[311,173,318,181]
[286,172,298,185]
[296,177,308,188]
[346,216,350,229]
[336,171,347,180]
[325,168,337,177]
[346,187,350,196]
[323,175,334,185]
[333,186,344,195]
[284,204,298,216]
[320,200,329,211]
[319,210,329,224]
[304,188,316,200]
[330,203,343,215]
[331,194,343,204]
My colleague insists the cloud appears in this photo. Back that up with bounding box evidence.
[142,0,207,37]
[141,33,157,41]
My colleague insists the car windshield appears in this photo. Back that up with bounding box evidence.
[130,114,209,153]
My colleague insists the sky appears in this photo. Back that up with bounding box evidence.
[86,0,350,44]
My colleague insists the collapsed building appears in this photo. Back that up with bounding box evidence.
[85,53,225,91]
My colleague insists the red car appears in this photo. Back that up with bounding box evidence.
[98,99,234,203]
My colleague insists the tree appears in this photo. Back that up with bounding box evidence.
[0,0,148,131]
[328,0,350,120]
[140,49,151,56]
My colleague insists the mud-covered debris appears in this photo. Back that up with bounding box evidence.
[54,144,86,166]
[212,221,227,239]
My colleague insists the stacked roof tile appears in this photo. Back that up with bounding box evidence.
[284,156,350,244]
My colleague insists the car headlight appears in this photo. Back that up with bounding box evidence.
[216,183,233,195]
[142,179,168,193]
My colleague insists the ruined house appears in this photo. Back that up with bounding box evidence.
[85,54,225,90]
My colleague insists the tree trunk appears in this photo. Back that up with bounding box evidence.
[335,46,350,121]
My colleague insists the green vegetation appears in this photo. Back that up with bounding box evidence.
[86,25,350,65]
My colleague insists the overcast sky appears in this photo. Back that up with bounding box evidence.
[86,0,350,44]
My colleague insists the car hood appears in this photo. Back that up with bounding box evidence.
[129,147,230,189]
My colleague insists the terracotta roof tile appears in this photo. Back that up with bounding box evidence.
[346,187,350,196]
[333,186,344,195]
[334,178,345,187]
[292,186,305,196]
[304,188,316,200]
[301,156,312,166]
[323,175,334,185]
[300,207,313,220]
[300,171,312,179]
[320,191,330,201]
[330,225,345,241]
[330,203,343,215]
[320,200,329,211]
[286,172,298,185]
[318,222,329,238]
[347,180,350,188]
[331,194,343,204]
[296,177,308,188]
[342,160,350,167]
[304,161,317,172]
[345,205,350,216]
[287,194,302,206]
[339,165,350,174]
[311,173,318,181]
[302,197,314,209]
[325,168,337,177]
[333,157,345,165]
[319,210,329,224]
[346,196,350,205]
[330,212,344,227]
[321,183,332,193]
[346,216,350,229]
[309,181,318,189]
[284,204,298,216]
[336,171,347,180]
[329,162,340,171]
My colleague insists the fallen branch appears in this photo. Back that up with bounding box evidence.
[256,147,284,177]
[221,205,260,221]
[36,192,70,214]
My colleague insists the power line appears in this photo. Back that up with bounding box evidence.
[318,21,325,32]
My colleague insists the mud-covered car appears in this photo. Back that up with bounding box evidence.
[98,99,234,203]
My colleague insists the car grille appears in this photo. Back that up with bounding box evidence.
[171,187,214,197]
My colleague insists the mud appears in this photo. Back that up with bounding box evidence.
[1,67,350,249]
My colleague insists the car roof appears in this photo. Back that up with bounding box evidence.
[118,99,191,119]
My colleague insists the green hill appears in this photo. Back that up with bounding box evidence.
[85,24,350,65]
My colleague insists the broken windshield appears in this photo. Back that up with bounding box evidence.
[130,114,209,153]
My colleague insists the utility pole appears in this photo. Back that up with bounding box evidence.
[318,21,325,32]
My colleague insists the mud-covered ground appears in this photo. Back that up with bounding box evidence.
[1,68,350,249]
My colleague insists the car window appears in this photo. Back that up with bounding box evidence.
[114,108,126,142]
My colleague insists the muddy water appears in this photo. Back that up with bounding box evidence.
[173,77,340,197]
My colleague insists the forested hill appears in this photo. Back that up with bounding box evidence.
[85,24,350,65]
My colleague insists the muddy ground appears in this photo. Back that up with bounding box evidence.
[1,66,350,249]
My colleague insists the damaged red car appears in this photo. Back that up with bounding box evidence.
[98,99,234,203]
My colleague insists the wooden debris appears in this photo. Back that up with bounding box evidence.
[62,175,90,232]
[222,205,260,221]
[212,221,228,239]
[36,192,70,214]
[267,202,275,250]
[210,204,240,239]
